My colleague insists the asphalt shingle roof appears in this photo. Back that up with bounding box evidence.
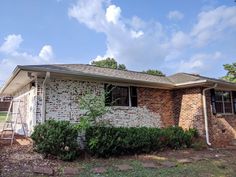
[20,64,236,86]
[20,64,174,85]
[168,73,234,85]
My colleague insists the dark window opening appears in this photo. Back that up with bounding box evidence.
[104,84,137,107]
[232,91,236,114]
[130,86,137,107]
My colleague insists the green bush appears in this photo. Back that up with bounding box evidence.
[86,126,198,157]
[31,120,79,161]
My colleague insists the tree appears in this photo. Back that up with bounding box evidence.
[77,91,110,132]
[143,69,165,76]
[222,62,236,83]
[91,58,127,70]
[76,91,110,149]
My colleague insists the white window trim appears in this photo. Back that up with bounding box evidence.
[128,86,132,107]
[215,90,234,115]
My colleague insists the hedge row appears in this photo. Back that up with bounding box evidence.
[86,126,198,157]
[31,120,198,160]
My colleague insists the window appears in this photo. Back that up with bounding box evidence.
[105,84,137,107]
[232,92,236,114]
[111,86,129,106]
[213,90,233,114]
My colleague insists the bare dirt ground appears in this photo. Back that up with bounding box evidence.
[1,134,236,177]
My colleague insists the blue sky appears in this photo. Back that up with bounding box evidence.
[0,0,236,85]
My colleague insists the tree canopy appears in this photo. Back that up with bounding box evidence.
[142,69,165,76]
[222,62,236,83]
[91,58,165,77]
[91,58,127,70]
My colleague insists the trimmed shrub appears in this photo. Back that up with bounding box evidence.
[31,120,79,161]
[86,126,198,157]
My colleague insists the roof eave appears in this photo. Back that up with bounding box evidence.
[0,66,21,95]
[211,80,236,90]
[173,80,208,88]
[3,66,174,92]
[3,66,236,94]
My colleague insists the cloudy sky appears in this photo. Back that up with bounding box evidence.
[0,0,236,85]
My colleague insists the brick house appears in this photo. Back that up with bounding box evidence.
[1,64,236,147]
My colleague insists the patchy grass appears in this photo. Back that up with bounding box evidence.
[77,156,236,177]
[0,112,7,122]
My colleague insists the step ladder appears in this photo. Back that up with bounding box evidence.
[1,99,26,146]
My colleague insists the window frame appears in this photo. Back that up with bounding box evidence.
[214,90,234,115]
[104,84,137,107]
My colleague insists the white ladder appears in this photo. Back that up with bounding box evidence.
[1,99,26,146]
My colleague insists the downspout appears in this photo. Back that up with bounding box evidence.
[202,83,217,146]
[42,72,50,123]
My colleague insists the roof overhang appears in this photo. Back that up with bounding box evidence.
[2,65,236,95]
[173,80,236,90]
[0,67,36,95]
[0,66,174,95]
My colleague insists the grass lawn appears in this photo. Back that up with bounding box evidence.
[0,112,7,122]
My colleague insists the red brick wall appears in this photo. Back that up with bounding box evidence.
[136,86,236,147]
[205,90,236,147]
[137,87,175,127]
[173,87,205,136]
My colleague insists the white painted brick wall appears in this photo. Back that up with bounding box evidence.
[43,78,162,128]
[13,83,37,135]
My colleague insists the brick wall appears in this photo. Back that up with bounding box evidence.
[42,78,164,127]
[45,79,104,122]
[172,87,236,147]
[173,87,205,136]
[13,83,37,135]
[99,106,163,127]
[138,87,175,127]
[205,90,236,147]
[14,76,236,146]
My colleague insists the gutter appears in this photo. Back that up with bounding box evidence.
[41,72,50,123]
[202,83,217,146]
[174,80,207,87]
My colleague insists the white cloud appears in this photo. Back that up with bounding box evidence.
[170,31,191,49]
[0,34,23,54]
[0,34,54,84]
[39,45,54,61]
[68,0,108,32]
[105,5,121,24]
[68,0,170,70]
[167,10,184,21]
[69,1,236,76]
[191,6,236,47]
[177,52,222,73]
[130,16,146,30]
[130,30,144,38]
